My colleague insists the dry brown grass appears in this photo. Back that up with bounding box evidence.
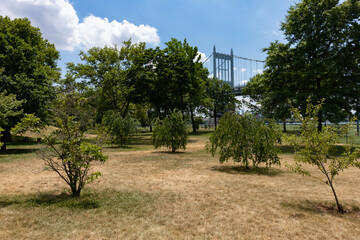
[0,134,360,240]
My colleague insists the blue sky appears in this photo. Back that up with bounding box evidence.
[0,0,297,76]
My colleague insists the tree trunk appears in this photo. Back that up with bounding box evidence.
[122,101,130,118]
[357,117,359,136]
[282,118,287,132]
[190,109,196,133]
[328,180,345,214]
[214,109,217,129]
[1,127,11,151]
[318,115,322,132]
[71,188,81,197]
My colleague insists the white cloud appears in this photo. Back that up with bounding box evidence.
[196,51,207,62]
[241,68,247,73]
[0,0,160,51]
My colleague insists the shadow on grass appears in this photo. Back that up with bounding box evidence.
[0,192,100,210]
[189,130,213,136]
[282,200,360,215]
[152,150,187,155]
[0,190,155,214]
[0,148,37,155]
[211,165,282,176]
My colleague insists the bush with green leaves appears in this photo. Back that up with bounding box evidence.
[152,110,188,153]
[206,113,281,168]
[102,111,139,146]
[12,93,108,197]
[286,98,360,213]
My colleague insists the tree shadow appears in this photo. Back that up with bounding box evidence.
[0,192,99,210]
[281,200,360,215]
[189,130,213,136]
[211,165,282,176]
[0,148,37,155]
[152,150,187,155]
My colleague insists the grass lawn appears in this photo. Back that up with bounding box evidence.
[0,130,360,239]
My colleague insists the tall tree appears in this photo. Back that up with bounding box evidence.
[248,0,359,131]
[148,38,208,131]
[243,42,294,132]
[280,0,359,130]
[0,16,60,149]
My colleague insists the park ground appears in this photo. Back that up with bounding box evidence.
[0,131,360,240]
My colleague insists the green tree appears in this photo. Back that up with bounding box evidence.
[152,110,188,153]
[205,78,238,128]
[0,91,24,149]
[148,38,208,129]
[0,16,60,149]
[243,42,293,132]
[206,113,281,168]
[13,93,108,197]
[256,0,359,131]
[286,98,360,213]
[102,110,139,146]
[67,41,150,121]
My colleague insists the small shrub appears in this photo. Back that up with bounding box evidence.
[152,110,188,153]
[286,98,360,213]
[206,113,281,168]
[102,111,139,146]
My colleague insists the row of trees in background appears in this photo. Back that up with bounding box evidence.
[65,39,238,136]
[0,15,238,150]
[243,0,360,132]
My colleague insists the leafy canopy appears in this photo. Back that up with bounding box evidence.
[0,16,60,121]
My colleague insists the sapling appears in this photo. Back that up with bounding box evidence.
[286,98,360,213]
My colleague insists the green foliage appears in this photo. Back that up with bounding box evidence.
[205,78,239,128]
[0,91,25,126]
[146,38,208,122]
[193,116,204,130]
[0,16,60,121]
[242,43,292,132]
[0,91,24,148]
[249,0,360,130]
[13,94,108,197]
[206,113,281,168]
[102,110,139,146]
[286,98,360,213]
[152,110,188,153]
[66,41,150,121]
